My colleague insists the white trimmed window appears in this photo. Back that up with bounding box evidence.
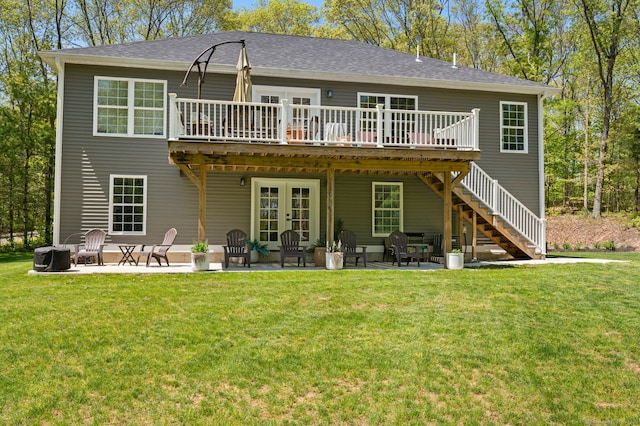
[372,182,403,237]
[500,101,528,153]
[109,175,147,235]
[95,77,166,137]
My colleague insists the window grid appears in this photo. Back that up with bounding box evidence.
[95,77,166,137]
[501,102,527,152]
[111,176,146,234]
[372,183,403,236]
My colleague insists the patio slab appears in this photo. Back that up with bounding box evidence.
[27,256,624,275]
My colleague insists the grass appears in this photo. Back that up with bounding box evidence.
[1,252,640,424]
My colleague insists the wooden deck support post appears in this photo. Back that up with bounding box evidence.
[198,168,207,242]
[458,206,464,253]
[326,167,335,245]
[443,172,452,267]
[472,211,478,261]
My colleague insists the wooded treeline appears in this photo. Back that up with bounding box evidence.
[1,0,639,248]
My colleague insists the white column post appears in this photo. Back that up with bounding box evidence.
[280,99,289,144]
[169,93,178,139]
[472,108,481,150]
[376,104,384,148]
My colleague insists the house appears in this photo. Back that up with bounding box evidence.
[39,31,559,264]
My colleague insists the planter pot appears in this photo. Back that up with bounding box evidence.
[326,252,344,270]
[314,247,327,267]
[446,252,464,270]
[191,252,210,271]
[250,250,259,264]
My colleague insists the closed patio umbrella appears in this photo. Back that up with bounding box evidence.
[233,45,252,102]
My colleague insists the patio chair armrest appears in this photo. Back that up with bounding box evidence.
[360,246,367,253]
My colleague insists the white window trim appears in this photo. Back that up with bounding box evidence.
[250,177,320,249]
[357,92,418,110]
[372,182,404,237]
[252,85,321,105]
[500,101,528,154]
[108,174,147,235]
[94,76,167,138]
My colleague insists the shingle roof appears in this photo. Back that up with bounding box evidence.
[40,31,556,95]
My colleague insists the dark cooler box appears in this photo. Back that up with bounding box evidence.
[33,247,71,272]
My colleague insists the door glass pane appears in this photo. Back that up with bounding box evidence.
[259,186,279,242]
[289,186,311,242]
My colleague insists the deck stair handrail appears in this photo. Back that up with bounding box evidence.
[169,94,480,151]
[460,162,546,254]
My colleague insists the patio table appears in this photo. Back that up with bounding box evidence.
[118,244,137,266]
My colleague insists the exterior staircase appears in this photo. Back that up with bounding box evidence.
[419,162,546,260]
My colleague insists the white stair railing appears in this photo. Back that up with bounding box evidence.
[460,162,546,254]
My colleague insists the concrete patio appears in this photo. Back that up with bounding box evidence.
[28,256,623,275]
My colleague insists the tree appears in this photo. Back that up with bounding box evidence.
[574,0,637,218]
[231,0,321,36]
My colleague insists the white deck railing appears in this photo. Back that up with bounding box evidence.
[169,94,480,150]
[460,162,546,254]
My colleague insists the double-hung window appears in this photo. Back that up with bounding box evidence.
[500,101,528,153]
[372,182,403,237]
[109,175,147,235]
[95,77,166,137]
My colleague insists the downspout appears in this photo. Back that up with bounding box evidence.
[53,57,65,245]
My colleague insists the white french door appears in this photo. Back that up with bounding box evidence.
[251,178,320,249]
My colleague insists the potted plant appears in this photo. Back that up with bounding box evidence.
[446,248,464,270]
[190,240,210,271]
[246,239,270,263]
[307,238,326,267]
[325,240,343,270]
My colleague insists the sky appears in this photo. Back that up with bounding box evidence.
[232,0,324,10]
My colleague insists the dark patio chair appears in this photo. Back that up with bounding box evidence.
[73,228,106,266]
[389,230,420,267]
[338,230,367,267]
[278,230,307,267]
[137,228,177,267]
[223,229,251,268]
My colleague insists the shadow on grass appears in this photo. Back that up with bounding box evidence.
[0,252,34,264]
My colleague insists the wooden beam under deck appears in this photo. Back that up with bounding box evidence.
[169,142,479,175]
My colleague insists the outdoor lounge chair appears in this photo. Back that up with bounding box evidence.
[278,230,307,267]
[223,229,251,268]
[73,228,106,266]
[137,228,177,267]
[338,230,367,267]
[389,230,420,267]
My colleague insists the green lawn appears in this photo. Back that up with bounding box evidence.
[1,252,640,424]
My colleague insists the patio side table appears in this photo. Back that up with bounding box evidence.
[118,244,137,266]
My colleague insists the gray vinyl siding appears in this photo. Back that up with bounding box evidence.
[58,64,540,246]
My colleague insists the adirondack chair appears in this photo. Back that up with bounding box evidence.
[389,230,420,267]
[278,230,307,267]
[223,229,251,268]
[338,230,367,267]
[137,228,177,266]
[73,228,106,266]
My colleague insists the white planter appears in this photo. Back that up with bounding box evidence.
[191,252,210,271]
[326,252,344,270]
[250,250,259,264]
[446,252,464,270]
